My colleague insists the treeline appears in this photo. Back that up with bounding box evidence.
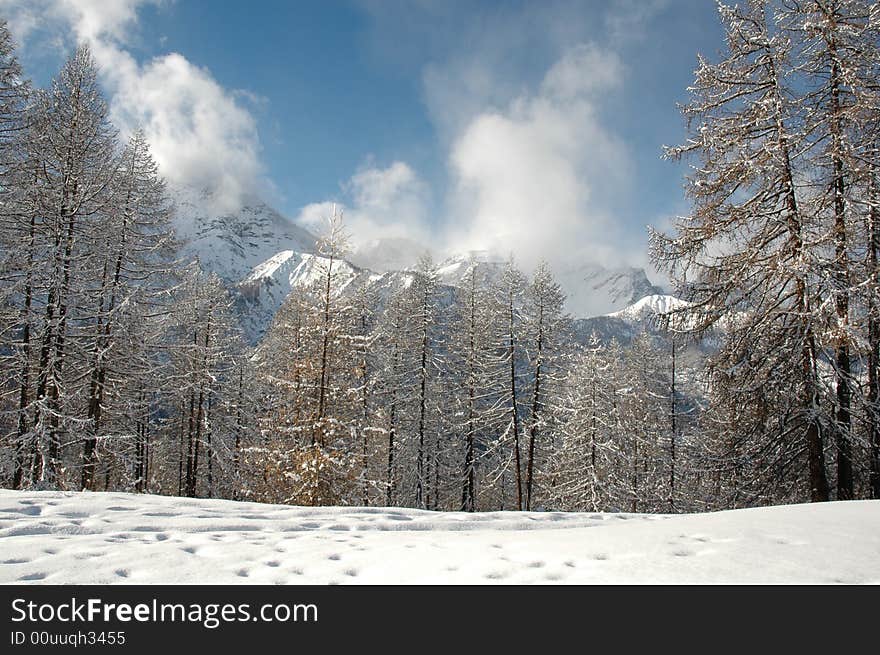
[0,32,250,499]
[233,211,702,512]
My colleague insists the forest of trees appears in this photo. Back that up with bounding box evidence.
[1,0,878,513]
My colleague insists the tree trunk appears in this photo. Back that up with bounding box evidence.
[13,209,36,489]
[508,288,523,511]
[387,388,396,507]
[828,40,853,500]
[868,161,880,498]
[767,50,829,502]
[416,284,429,509]
[670,338,677,512]
[461,283,476,512]
[525,302,544,511]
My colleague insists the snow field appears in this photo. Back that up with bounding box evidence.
[1,491,878,585]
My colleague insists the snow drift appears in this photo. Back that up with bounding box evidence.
[1,491,877,584]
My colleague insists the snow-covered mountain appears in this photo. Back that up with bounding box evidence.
[606,294,691,322]
[172,195,673,344]
[171,187,319,285]
[571,293,715,356]
[236,250,364,340]
[557,261,665,318]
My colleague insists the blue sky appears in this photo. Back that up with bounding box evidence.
[1,0,726,270]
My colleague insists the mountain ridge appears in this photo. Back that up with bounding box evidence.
[171,192,674,344]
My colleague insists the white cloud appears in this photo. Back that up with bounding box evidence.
[0,0,145,44]
[443,44,631,269]
[54,0,147,41]
[101,49,266,212]
[295,161,431,249]
[1,0,267,213]
[294,42,632,273]
[359,1,644,269]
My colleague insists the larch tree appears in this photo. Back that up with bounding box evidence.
[80,129,176,490]
[785,0,878,500]
[489,257,528,510]
[0,20,31,489]
[28,46,119,487]
[448,259,497,511]
[651,0,831,503]
[522,261,568,510]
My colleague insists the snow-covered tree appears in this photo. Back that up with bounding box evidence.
[522,262,569,510]
[0,21,32,489]
[446,259,500,511]
[80,129,177,490]
[651,0,832,502]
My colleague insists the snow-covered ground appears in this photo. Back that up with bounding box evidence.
[1,491,878,584]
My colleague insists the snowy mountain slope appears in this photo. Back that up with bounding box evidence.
[425,252,664,319]
[236,251,362,341]
[170,187,320,285]
[573,293,707,350]
[236,246,673,344]
[558,262,665,318]
[1,490,878,584]
[607,294,691,321]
